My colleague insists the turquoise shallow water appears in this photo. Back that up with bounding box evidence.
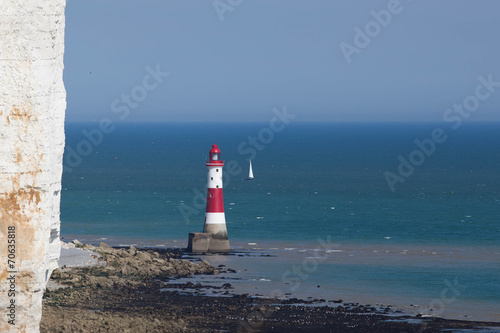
[61,122,500,320]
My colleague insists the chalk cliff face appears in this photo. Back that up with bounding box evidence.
[0,0,66,332]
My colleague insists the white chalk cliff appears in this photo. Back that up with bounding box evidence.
[0,0,66,332]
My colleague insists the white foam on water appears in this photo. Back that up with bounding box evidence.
[306,256,328,260]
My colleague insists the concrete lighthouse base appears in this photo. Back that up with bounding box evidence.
[187,232,230,253]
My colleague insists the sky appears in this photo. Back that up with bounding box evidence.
[64,0,500,122]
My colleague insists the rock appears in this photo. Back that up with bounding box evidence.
[136,251,152,262]
[159,264,172,273]
[153,258,166,265]
[149,267,162,276]
[84,244,97,251]
[70,277,81,284]
[51,269,62,279]
[104,265,116,272]
[121,266,132,275]
[128,245,137,256]
[61,241,76,249]
[72,239,84,247]
[117,248,129,257]
[0,1,66,332]
[99,242,114,251]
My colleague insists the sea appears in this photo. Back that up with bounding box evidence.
[61,121,500,323]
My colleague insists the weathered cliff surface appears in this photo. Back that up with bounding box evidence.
[0,0,66,332]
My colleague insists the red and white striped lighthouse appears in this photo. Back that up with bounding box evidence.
[187,144,230,253]
[203,144,228,237]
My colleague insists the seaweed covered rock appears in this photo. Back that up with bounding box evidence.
[50,243,220,290]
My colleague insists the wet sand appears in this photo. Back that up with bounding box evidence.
[178,241,500,323]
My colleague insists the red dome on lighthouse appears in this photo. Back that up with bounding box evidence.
[208,144,223,164]
[210,144,220,154]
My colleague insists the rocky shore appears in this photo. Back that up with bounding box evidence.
[40,242,500,332]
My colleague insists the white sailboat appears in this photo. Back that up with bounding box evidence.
[246,160,254,180]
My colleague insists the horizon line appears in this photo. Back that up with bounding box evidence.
[64,119,500,124]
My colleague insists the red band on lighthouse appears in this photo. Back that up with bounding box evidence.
[206,188,224,212]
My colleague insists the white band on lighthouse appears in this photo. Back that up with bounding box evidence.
[205,212,226,224]
[207,166,223,189]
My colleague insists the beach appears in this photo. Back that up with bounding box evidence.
[40,241,500,332]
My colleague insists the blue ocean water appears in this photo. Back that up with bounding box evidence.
[62,122,500,245]
[61,121,500,320]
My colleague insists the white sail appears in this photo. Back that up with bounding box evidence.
[247,160,254,179]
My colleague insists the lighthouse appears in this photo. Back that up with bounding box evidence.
[203,144,229,238]
[187,144,230,253]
